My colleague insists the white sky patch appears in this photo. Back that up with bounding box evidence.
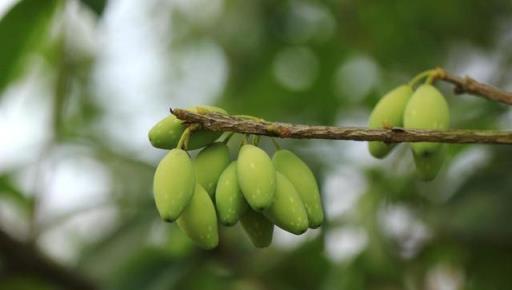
[323,167,366,218]
[38,206,117,264]
[92,0,227,162]
[272,227,321,249]
[325,226,368,263]
[0,0,18,18]
[379,203,431,259]
[446,44,499,84]
[442,147,489,201]
[0,62,53,172]
[425,263,465,290]
[61,0,98,61]
[37,146,111,220]
[334,54,380,102]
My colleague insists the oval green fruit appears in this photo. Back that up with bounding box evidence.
[148,106,226,150]
[413,144,446,181]
[153,149,195,222]
[237,144,276,211]
[368,85,413,158]
[240,208,274,248]
[215,161,248,226]
[404,84,450,157]
[148,115,183,149]
[194,142,231,196]
[264,172,309,234]
[272,150,323,228]
[177,184,219,249]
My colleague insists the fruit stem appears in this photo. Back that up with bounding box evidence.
[241,134,249,145]
[408,69,436,88]
[271,138,281,151]
[177,127,192,150]
[253,135,261,146]
[222,132,235,144]
[425,67,445,85]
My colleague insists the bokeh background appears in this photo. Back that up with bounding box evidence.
[1,0,512,289]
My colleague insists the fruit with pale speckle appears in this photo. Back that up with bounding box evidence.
[177,184,219,249]
[215,161,248,226]
[237,144,276,211]
[194,142,230,196]
[153,149,195,222]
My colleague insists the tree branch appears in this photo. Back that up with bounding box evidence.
[172,69,512,145]
[434,68,512,105]
[172,109,512,145]
[0,228,97,290]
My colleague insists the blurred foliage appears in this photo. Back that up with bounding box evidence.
[0,0,60,95]
[1,0,512,290]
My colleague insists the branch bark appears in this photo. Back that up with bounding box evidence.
[172,69,512,145]
[172,109,512,145]
[434,68,512,105]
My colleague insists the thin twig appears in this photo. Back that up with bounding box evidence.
[433,68,512,105]
[172,109,512,145]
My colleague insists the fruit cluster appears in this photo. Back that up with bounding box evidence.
[148,106,324,249]
[368,83,450,181]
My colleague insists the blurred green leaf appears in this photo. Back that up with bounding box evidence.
[0,174,32,211]
[0,0,60,95]
[80,0,107,16]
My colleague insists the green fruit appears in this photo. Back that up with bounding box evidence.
[368,85,413,158]
[215,161,248,226]
[148,106,226,150]
[264,173,309,234]
[240,208,273,248]
[195,142,231,196]
[413,145,446,181]
[272,150,324,228]
[404,84,450,156]
[153,149,195,222]
[177,184,219,249]
[237,144,276,211]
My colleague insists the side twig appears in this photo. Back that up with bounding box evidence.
[434,68,512,105]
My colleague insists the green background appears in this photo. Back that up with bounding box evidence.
[1,0,512,289]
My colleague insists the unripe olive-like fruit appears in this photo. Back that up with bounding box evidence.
[215,161,248,226]
[404,84,450,157]
[240,208,273,248]
[177,184,219,249]
[272,150,323,228]
[368,85,413,158]
[148,106,226,150]
[153,149,195,222]
[194,142,230,196]
[237,144,276,211]
[413,145,446,181]
[264,173,309,234]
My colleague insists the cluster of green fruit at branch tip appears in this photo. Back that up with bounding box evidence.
[368,71,450,181]
[148,106,324,249]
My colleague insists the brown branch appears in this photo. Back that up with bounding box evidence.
[0,228,97,290]
[172,109,512,145]
[434,68,512,105]
[172,70,512,144]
